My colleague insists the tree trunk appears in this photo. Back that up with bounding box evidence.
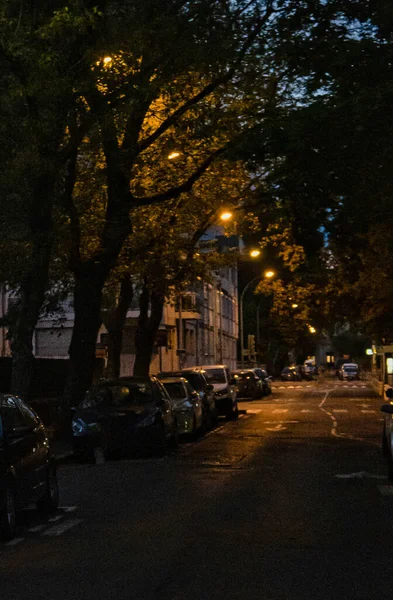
[133,286,164,378]
[105,277,134,379]
[8,173,55,402]
[62,266,107,407]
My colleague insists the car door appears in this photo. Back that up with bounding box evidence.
[185,382,203,428]
[154,381,174,437]
[2,395,37,505]
[15,398,48,499]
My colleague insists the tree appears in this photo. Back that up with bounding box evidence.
[58,0,296,404]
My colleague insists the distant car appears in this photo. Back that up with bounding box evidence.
[158,376,204,438]
[158,369,217,429]
[337,363,360,381]
[198,365,238,420]
[0,394,59,540]
[381,388,393,481]
[232,370,263,399]
[335,359,351,377]
[303,362,315,380]
[72,376,178,458]
[280,366,300,381]
[250,368,272,395]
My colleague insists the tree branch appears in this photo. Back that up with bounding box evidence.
[137,5,275,154]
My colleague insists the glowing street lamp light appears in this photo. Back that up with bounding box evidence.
[264,270,275,279]
[220,211,233,221]
[309,326,316,334]
[249,249,261,258]
[168,151,180,160]
[291,303,298,308]
[103,56,112,64]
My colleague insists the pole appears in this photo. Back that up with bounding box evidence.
[240,275,260,367]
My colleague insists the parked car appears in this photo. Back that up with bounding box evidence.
[335,358,351,377]
[158,368,217,429]
[280,366,300,381]
[0,394,59,540]
[251,368,272,395]
[157,376,204,438]
[199,364,238,420]
[337,363,360,381]
[232,370,263,399]
[71,376,178,458]
[381,388,393,481]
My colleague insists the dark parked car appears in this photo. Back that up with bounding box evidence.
[232,370,263,399]
[251,368,272,395]
[158,369,217,429]
[0,394,59,540]
[280,366,301,381]
[157,376,204,438]
[72,377,178,458]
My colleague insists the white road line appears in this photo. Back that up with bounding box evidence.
[361,410,376,414]
[332,409,348,413]
[300,409,312,413]
[28,524,46,533]
[247,409,262,414]
[5,537,24,546]
[42,518,84,537]
[60,506,77,513]
[378,486,393,496]
[48,515,64,523]
[273,409,289,414]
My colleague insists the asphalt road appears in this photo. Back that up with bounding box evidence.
[1,376,392,600]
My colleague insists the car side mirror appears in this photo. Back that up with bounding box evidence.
[381,404,393,414]
[386,388,393,399]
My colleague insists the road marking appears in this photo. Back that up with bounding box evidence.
[361,409,376,414]
[378,486,393,495]
[247,409,262,414]
[301,409,312,413]
[336,471,386,479]
[266,424,287,431]
[273,409,288,414]
[60,506,77,513]
[5,537,24,546]
[42,518,84,537]
[48,515,64,522]
[28,524,46,532]
[332,409,348,413]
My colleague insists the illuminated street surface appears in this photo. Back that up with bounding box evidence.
[1,376,392,600]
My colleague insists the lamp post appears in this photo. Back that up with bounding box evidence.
[240,269,275,367]
[240,276,261,367]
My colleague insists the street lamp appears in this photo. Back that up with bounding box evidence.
[220,211,233,221]
[239,269,276,366]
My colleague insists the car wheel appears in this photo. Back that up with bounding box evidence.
[0,480,17,540]
[36,464,59,513]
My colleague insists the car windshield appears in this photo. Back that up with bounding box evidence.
[85,382,154,407]
[162,381,187,400]
[203,369,226,384]
[182,373,202,391]
[343,366,357,372]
